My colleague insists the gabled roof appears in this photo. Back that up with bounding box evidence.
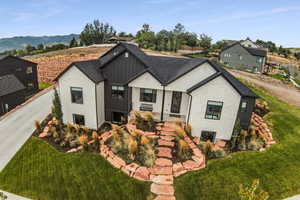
[54,59,104,83]
[187,61,259,98]
[0,55,37,65]
[221,42,267,57]
[54,42,258,98]
[0,74,26,97]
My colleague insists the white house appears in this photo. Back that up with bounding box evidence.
[55,43,258,142]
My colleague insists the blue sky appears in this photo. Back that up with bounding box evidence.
[1,0,300,47]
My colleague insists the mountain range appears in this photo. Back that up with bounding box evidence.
[0,34,80,52]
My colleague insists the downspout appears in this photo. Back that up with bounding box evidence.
[186,93,192,124]
[95,84,99,129]
[160,86,166,122]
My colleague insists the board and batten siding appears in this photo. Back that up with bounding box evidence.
[220,43,265,72]
[96,81,105,126]
[189,75,241,141]
[58,66,99,129]
[165,62,217,92]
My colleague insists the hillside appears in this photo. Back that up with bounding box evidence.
[0,34,80,52]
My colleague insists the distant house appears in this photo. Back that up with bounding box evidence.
[0,55,39,96]
[54,43,258,143]
[0,74,26,115]
[108,36,135,44]
[219,42,267,73]
[240,39,261,49]
[0,55,38,116]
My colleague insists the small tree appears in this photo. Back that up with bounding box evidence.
[239,179,269,200]
[69,37,78,48]
[52,87,63,124]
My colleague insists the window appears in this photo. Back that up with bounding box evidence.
[200,131,216,142]
[125,52,129,58]
[239,55,243,60]
[26,66,33,74]
[140,88,157,103]
[73,114,85,126]
[241,101,247,112]
[257,57,263,63]
[27,83,34,89]
[71,87,83,104]
[205,100,223,120]
[112,85,125,99]
[15,67,22,72]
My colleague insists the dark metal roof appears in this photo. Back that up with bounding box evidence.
[0,74,26,96]
[245,47,267,57]
[55,42,258,98]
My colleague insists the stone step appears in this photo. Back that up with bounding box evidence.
[160,131,176,136]
[150,166,173,175]
[152,175,174,185]
[158,139,175,147]
[156,147,172,158]
[155,158,173,167]
[154,195,176,200]
[151,183,175,196]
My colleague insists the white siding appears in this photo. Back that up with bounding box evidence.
[165,62,217,92]
[189,76,241,141]
[128,72,163,90]
[96,81,105,126]
[58,66,98,129]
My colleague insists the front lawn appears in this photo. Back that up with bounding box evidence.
[175,84,300,199]
[0,137,151,200]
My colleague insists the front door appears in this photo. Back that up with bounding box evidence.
[171,92,182,114]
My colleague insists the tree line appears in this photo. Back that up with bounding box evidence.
[3,19,299,60]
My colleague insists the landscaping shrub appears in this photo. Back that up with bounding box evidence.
[213,149,226,158]
[134,111,156,132]
[78,135,89,151]
[177,139,191,160]
[34,120,42,133]
[204,140,214,160]
[238,130,248,151]
[255,100,270,117]
[247,139,263,151]
[175,127,186,139]
[140,144,155,167]
[184,124,192,137]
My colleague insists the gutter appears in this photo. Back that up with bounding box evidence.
[95,84,99,129]
[186,93,193,124]
[160,86,166,122]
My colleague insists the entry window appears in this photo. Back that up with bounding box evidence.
[200,131,216,142]
[71,87,83,104]
[26,66,33,74]
[73,114,85,126]
[140,88,157,103]
[205,100,223,120]
[241,101,247,112]
[112,85,125,99]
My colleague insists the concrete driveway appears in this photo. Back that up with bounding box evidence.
[0,89,53,171]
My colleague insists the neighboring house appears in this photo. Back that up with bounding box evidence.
[55,43,258,142]
[219,42,267,73]
[0,55,39,96]
[108,36,135,44]
[0,74,26,116]
[240,38,261,48]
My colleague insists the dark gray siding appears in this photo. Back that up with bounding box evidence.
[0,90,26,116]
[220,44,265,73]
[238,97,256,129]
[0,56,39,96]
[102,51,146,121]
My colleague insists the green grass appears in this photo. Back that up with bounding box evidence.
[175,85,300,200]
[39,82,53,90]
[269,74,288,81]
[0,137,150,200]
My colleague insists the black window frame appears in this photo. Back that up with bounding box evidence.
[70,87,83,104]
[73,114,85,126]
[111,85,125,99]
[140,88,157,103]
[205,100,223,120]
[200,131,216,142]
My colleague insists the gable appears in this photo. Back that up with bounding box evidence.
[102,51,146,84]
[58,65,94,86]
[165,62,217,92]
[221,43,251,56]
[128,71,163,90]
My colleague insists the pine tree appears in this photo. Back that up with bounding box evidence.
[69,37,78,48]
[52,87,63,124]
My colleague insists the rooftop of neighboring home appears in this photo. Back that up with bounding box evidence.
[0,74,26,97]
[55,42,258,98]
[221,41,267,57]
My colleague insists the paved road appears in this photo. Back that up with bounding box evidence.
[0,190,30,200]
[0,89,53,171]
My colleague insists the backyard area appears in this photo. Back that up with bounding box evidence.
[0,82,299,200]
